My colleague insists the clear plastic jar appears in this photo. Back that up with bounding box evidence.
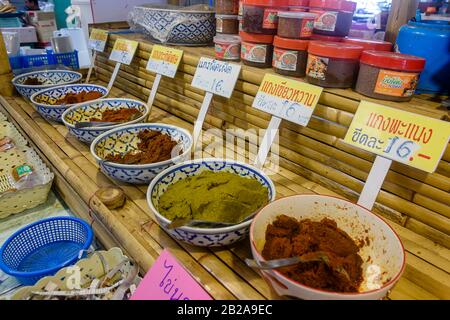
[216,0,240,15]
[216,15,240,34]
[310,0,356,37]
[355,51,425,102]
[214,35,241,61]
[277,11,317,39]
[311,33,344,42]
[342,37,392,52]
[242,0,289,35]
[240,31,274,68]
[273,36,309,77]
[306,41,363,88]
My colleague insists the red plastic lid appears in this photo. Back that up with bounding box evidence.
[243,0,290,6]
[343,37,392,51]
[308,41,363,59]
[360,51,426,72]
[311,34,343,42]
[274,36,309,50]
[288,0,309,5]
[309,0,356,11]
[240,31,274,44]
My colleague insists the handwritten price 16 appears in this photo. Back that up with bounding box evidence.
[383,137,420,161]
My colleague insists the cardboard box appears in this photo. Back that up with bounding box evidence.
[25,11,57,44]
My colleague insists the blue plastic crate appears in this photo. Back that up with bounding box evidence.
[8,50,79,72]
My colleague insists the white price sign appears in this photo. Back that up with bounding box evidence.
[88,29,108,52]
[146,45,183,78]
[191,57,241,98]
[109,39,138,65]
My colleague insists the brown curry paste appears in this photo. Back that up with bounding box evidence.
[262,215,363,293]
[55,91,103,104]
[90,108,141,123]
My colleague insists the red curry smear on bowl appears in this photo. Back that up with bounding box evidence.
[262,215,364,292]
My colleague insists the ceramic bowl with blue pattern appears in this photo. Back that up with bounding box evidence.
[30,84,108,123]
[12,70,83,100]
[147,159,276,247]
[90,123,193,184]
[129,5,215,46]
[62,98,150,144]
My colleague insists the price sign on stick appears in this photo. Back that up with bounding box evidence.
[252,74,323,169]
[191,57,241,149]
[107,39,138,91]
[86,29,109,83]
[146,45,183,112]
[344,101,450,210]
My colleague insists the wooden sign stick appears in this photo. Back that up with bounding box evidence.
[254,116,282,169]
[85,51,97,83]
[147,73,162,113]
[193,92,214,151]
[107,62,121,92]
[357,156,392,210]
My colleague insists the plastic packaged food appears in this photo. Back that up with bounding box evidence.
[242,0,289,34]
[214,35,241,61]
[310,0,356,37]
[240,31,274,68]
[0,136,15,153]
[289,0,310,12]
[278,11,317,39]
[216,14,240,34]
[216,0,240,15]
[355,51,426,102]
[273,36,309,77]
[343,37,392,51]
[311,33,343,42]
[306,41,363,88]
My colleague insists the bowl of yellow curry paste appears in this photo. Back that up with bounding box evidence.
[146,158,276,247]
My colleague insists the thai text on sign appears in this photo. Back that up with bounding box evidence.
[88,28,108,52]
[253,74,323,126]
[344,101,450,173]
[146,45,183,78]
[109,39,138,65]
[191,57,241,98]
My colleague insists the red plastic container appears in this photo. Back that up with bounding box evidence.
[342,37,392,52]
[242,0,289,34]
[273,36,309,77]
[289,0,310,11]
[240,31,274,67]
[310,0,356,37]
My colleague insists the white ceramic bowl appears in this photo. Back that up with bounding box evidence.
[12,69,83,100]
[91,123,193,184]
[250,194,405,300]
[62,98,150,144]
[147,158,276,247]
[30,84,108,123]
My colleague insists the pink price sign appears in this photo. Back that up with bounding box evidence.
[131,249,212,300]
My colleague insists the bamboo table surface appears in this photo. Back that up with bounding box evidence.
[1,83,449,300]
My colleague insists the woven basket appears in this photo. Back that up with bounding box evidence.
[0,147,54,219]
[0,111,6,121]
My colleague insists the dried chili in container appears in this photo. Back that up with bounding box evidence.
[306,41,363,88]
[216,0,240,15]
[355,51,426,102]
[273,36,309,77]
[310,0,356,37]
[216,14,240,34]
[242,0,289,34]
[277,11,317,39]
[214,35,241,61]
[342,37,392,51]
[240,31,274,68]
[289,0,310,12]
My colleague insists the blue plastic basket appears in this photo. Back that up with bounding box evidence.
[8,51,79,72]
[0,217,93,285]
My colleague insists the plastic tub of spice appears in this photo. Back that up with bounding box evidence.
[214,35,241,61]
[306,41,363,88]
[289,0,310,12]
[355,51,426,102]
[240,31,274,68]
[216,15,240,34]
[310,0,356,37]
[343,37,392,52]
[311,33,343,42]
[242,0,289,35]
[216,0,240,15]
[273,36,309,77]
[277,11,317,39]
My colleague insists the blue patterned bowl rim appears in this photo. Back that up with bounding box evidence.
[135,4,214,13]
[30,84,109,109]
[12,69,83,89]
[61,98,150,131]
[146,158,276,234]
[90,123,193,169]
